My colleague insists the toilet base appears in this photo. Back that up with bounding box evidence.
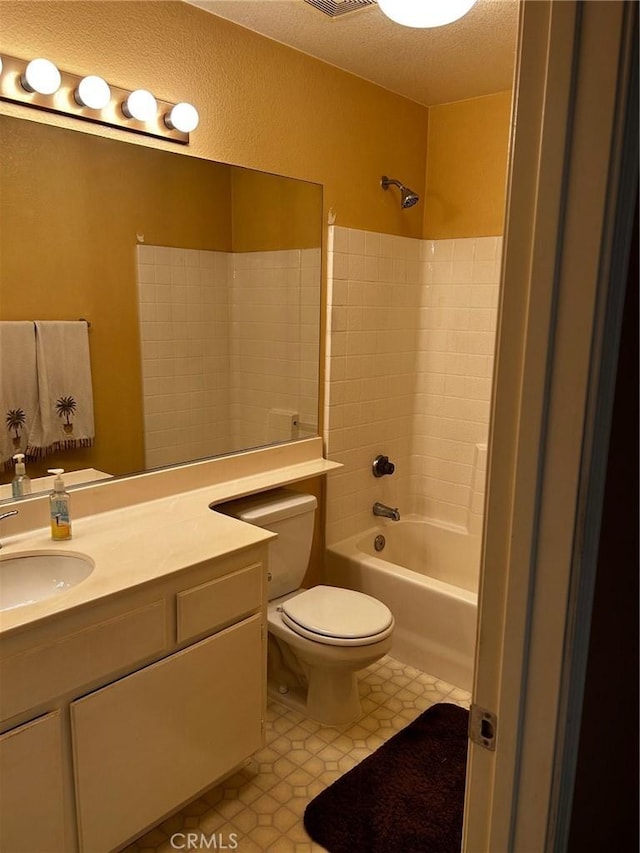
[266,671,362,727]
[267,631,392,727]
[306,665,362,726]
[267,633,364,725]
[267,680,308,716]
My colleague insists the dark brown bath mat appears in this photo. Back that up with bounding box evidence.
[303,702,469,853]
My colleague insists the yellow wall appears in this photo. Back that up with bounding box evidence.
[424,91,512,238]
[0,0,512,284]
[0,0,428,238]
[0,0,512,509]
[231,170,322,252]
[0,0,428,488]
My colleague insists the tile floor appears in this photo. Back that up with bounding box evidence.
[125,656,470,853]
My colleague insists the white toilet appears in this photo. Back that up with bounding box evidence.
[217,488,394,725]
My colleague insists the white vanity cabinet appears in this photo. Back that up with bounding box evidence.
[71,614,263,853]
[0,542,268,853]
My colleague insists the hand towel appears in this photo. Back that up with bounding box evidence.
[27,321,95,458]
[0,321,39,467]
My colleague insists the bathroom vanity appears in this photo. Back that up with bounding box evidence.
[0,499,271,852]
[0,490,273,851]
[0,440,339,852]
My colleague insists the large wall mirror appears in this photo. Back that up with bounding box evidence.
[0,115,323,500]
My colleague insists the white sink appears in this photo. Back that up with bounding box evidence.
[0,551,94,612]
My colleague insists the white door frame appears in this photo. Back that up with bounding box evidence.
[463,1,637,850]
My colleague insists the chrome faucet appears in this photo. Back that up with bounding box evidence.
[372,502,400,521]
[0,510,19,549]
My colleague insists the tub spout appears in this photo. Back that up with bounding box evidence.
[373,502,400,521]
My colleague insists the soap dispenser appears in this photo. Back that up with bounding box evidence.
[11,453,32,498]
[49,468,72,541]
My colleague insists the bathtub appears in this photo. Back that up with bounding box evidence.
[325,517,480,691]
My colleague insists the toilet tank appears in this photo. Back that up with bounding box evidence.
[215,488,317,600]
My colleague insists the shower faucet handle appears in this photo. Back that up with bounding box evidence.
[372,455,395,478]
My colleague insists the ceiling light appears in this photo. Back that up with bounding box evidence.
[164,102,199,133]
[75,75,111,110]
[377,0,478,28]
[122,89,157,122]
[21,58,62,95]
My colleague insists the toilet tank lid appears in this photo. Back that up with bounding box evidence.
[214,488,317,525]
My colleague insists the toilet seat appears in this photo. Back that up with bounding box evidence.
[279,585,394,647]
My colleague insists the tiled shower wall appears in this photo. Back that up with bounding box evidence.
[324,226,501,545]
[136,245,231,470]
[230,248,321,451]
[137,246,320,469]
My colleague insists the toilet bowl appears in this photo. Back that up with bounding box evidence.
[216,489,395,725]
[268,586,394,724]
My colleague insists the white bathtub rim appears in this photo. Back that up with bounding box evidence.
[327,525,478,607]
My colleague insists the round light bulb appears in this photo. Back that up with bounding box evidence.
[165,102,199,133]
[377,0,478,28]
[22,57,62,95]
[123,89,157,122]
[76,75,111,110]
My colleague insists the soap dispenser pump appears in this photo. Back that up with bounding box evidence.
[49,468,72,541]
[11,453,32,498]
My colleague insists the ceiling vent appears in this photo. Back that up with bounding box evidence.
[304,0,376,18]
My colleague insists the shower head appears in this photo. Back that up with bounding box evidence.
[381,175,420,209]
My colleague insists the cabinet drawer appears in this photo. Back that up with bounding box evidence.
[71,614,263,853]
[0,599,166,721]
[176,561,262,643]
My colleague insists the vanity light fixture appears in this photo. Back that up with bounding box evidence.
[377,0,478,28]
[75,75,111,110]
[0,53,199,144]
[21,57,62,95]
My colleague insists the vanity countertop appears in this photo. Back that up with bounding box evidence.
[0,486,275,637]
[0,438,341,637]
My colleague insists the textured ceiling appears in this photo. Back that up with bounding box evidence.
[186,0,519,106]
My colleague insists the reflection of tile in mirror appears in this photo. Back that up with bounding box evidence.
[136,245,320,469]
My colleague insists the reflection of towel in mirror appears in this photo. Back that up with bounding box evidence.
[0,321,39,467]
[27,321,95,458]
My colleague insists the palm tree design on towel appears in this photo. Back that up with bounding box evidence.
[6,408,27,448]
[56,396,77,434]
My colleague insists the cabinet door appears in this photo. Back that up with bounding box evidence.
[0,711,67,853]
[71,614,263,853]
